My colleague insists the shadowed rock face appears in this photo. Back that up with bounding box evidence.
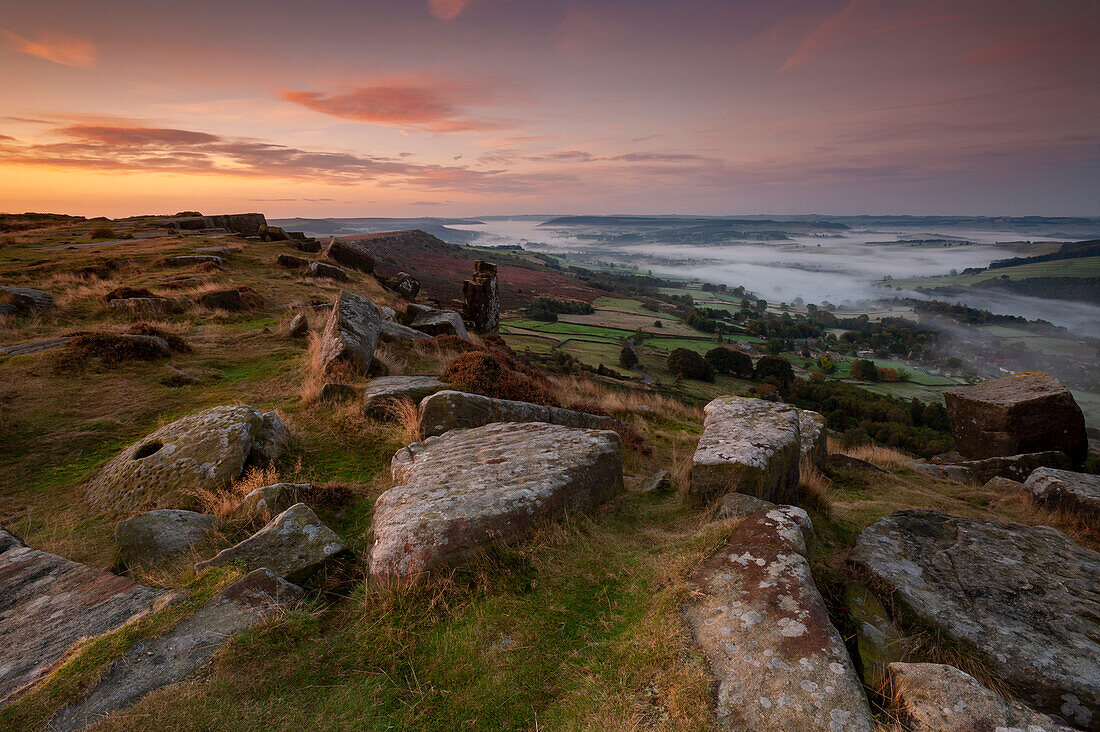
[463,260,499,334]
[944,371,1088,465]
[690,397,801,504]
[322,237,375,274]
[48,568,302,732]
[318,290,382,376]
[850,510,1100,729]
[0,530,173,707]
[418,390,623,438]
[115,509,216,568]
[889,662,1075,732]
[685,507,873,731]
[1025,467,1100,519]
[369,422,623,583]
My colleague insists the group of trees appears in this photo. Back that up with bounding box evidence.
[524,297,595,322]
[848,359,908,382]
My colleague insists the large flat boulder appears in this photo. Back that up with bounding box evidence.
[196,503,345,583]
[363,375,446,417]
[850,510,1099,729]
[115,509,216,568]
[418,390,622,438]
[317,290,382,376]
[322,237,375,274]
[85,406,265,512]
[944,371,1088,465]
[163,254,223,267]
[370,422,622,582]
[797,408,827,470]
[889,662,1075,732]
[48,568,302,732]
[411,309,468,339]
[0,531,173,706]
[685,507,873,731]
[1025,467,1100,519]
[690,397,801,504]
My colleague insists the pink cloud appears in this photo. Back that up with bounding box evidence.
[428,0,476,21]
[0,27,96,67]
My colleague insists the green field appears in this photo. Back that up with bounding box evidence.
[883,255,1100,290]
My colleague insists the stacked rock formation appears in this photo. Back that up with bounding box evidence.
[463,260,499,333]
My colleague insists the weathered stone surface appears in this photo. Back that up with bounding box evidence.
[380,319,430,343]
[195,288,243,311]
[1026,467,1100,519]
[712,491,775,520]
[208,212,266,237]
[249,411,290,465]
[0,337,72,355]
[363,375,445,416]
[889,662,1075,732]
[85,405,264,512]
[686,507,873,731]
[911,461,975,484]
[944,371,1088,465]
[258,223,289,241]
[418,390,622,439]
[285,312,308,337]
[0,536,172,706]
[370,422,622,582]
[387,271,420,300]
[318,290,382,376]
[690,397,801,504]
[463,260,499,334]
[982,475,1026,493]
[306,260,348,281]
[846,581,902,690]
[797,408,827,470]
[115,510,216,568]
[107,296,188,314]
[635,469,672,493]
[921,451,1073,485]
[0,285,54,312]
[163,254,223,267]
[196,503,345,583]
[276,253,310,269]
[850,510,1099,729]
[49,568,302,732]
[411,309,469,339]
[235,483,307,520]
[289,239,321,253]
[322,237,375,274]
[404,302,435,320]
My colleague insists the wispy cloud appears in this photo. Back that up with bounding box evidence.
[0,27,96,67]
[428,0,477,21]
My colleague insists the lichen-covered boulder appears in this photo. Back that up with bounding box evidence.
[690,397,801,504]
[115,509,216,568]
[370,422,622,583]
[850,510,1099,729]
[712,491,774,520]
[48,568,302,732]
[0,533,173,706]
[797,408,827,470]
[1025,467,1100,519]
[685,507,873,731]
[322,237,375,274]
[306,260,348,281]
[363,376,446,417]
[196,503,345,583]
[318,290,382,376]
[944,371,1088,465]
[249,411,290,465]
[888,662,1075,732]
[846,582,902,690]
[418,390,622,438]
[235,483,308,520]
[85,406,265,512]
[411,309,468,339]
[386,271,420,300]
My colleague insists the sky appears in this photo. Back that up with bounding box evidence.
[1,0,1098,218]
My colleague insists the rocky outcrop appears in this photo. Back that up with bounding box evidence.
[690,397,801,504]
[85,406,272,512]
[418,390,622,438]
[463,260,499,333]
[208,212,266,237]
[195,288,243,311]
[163,254,223,267]
[306,260,348,281]
[386,271,420,300]
[363,376,446,417]
[48,569,302,732]
[235,483,307,520]
[919,450,1073,485]
[411,308,468,339]
[685,507,873,731]
[0,285,54,312]
[889,662,1075,732]
[322,237,375,274]
[249,411,290,465]
[0,531,172,706]
[318,290,382,376]
[257,224,289,241]
[944,371,1088,466]
[370,422,622,583]
[115,510,216,568]
[276,253,310,269]
[797,408,827,470]
[850,510,1099,729]
[1025,467,1100,518]
[196,503,345,583]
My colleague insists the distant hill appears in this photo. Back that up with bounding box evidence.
[269,217,485,244]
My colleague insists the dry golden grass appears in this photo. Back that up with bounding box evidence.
[830,439,915,470]
[371,342,408,376]
[799,456,832,516]
[383,397,421,446]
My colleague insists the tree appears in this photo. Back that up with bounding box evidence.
[706,346,753,377]
[619,346,638,368]
[653,319,663,328]
[667,348,714,381]
[753,355,794,387]
[765,338,784,355]
[849,359,879,381]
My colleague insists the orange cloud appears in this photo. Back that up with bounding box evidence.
[428,0,476,21]
[281,77,513,132]
[0,27,96,67]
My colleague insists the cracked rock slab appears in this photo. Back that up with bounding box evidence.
[850,510,1099,729]
[196,503,345,583]
[690,397,801,504]
[370,422,622,583]
[418,390,622,438]
[685,507,873,731]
